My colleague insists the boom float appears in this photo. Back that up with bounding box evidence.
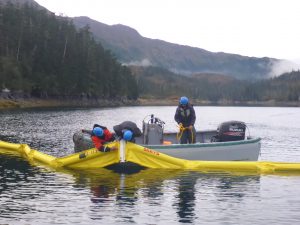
[1,140,300,175]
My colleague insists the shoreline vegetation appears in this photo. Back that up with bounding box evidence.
[1,3,299,111]
[0,97,299,109]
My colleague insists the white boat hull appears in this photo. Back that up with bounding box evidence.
[73,130,261,161]
[145,138,261,161]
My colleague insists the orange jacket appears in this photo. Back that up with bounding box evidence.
[91,129,114,152]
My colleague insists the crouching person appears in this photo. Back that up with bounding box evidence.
[113,121,142,143]
[91,125,117,152]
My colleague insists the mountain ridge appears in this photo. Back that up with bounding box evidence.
[0,0,284,80]
[72,16,279,80]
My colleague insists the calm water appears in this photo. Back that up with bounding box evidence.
[1,106,300,224]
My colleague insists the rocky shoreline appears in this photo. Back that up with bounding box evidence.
[0,97,299,109]
[0,97,139,109]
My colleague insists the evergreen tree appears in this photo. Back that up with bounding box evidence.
[0,2,139,100]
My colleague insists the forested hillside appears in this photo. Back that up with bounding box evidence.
[131,66,300,103]
[73,16,277,80]
[0,1,138,100]
[0,1,299,107]
[254,70,300,102]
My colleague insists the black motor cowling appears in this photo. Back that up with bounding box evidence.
[215,121,246,142]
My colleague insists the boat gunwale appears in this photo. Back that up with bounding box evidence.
[144,137,261,149]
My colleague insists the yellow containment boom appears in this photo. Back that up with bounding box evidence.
[0,140,119,169]
[1,140,300,175]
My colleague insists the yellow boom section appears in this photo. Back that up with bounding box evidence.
[125,142,300,174]
[1,140,300,175]
[0,140,119,169]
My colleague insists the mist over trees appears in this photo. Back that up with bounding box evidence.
[131,66,300,103]
[0,2,138,100]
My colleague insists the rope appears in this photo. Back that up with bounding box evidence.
[176,124,195,143]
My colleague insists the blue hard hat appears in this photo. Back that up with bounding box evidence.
[93,127,103,137]
[123,130,133,141]
[180,96,189,105]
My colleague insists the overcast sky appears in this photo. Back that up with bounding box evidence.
[34,0,300,61]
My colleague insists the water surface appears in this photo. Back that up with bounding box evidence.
[1,106,300,224]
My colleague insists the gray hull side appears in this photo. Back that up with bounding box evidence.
[73,130,261,161]
[146,138,261,161]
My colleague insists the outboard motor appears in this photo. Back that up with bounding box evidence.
[73,130,94,152]
[142,114,165,145]
[213,121,246,142]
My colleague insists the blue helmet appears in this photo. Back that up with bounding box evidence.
[123,130,133,141]
[93,127,103,137]
[180,96,189,105]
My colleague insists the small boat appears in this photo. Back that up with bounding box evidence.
[73,115,261,161]
[2,139,300,175]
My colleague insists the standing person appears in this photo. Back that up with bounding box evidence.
[174,96,196,144]
[85,124,117,152]
[113,121,142,143]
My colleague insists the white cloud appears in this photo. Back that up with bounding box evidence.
[269,59,300,77]
[124,59,152,67]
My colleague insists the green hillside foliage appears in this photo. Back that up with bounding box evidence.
[254,71,300,102]
[0,2,138,99]
[0,1,299,105]
[131,66,300,103]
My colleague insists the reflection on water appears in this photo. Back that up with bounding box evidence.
[2,153,300,224]
[55,165,262,224]
[0,155,60,221]
[175,171,197,223]
[173,171,262,224]
[1,106,300,224]
[0,153,263,224]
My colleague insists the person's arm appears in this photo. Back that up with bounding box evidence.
[133,127,142,137]
[82,129,93,135]
[113,125,122,137]
[103,129,115,142]
[91,136,102,150]
[174,107,181,124]
[93,124,107,129]
[98,145,114,152]
[92,133,117,152]
[190,106,196,126]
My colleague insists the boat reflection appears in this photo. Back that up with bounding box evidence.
[2,153,298,224]
[62,167,263,223]
[172,171,262,223]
